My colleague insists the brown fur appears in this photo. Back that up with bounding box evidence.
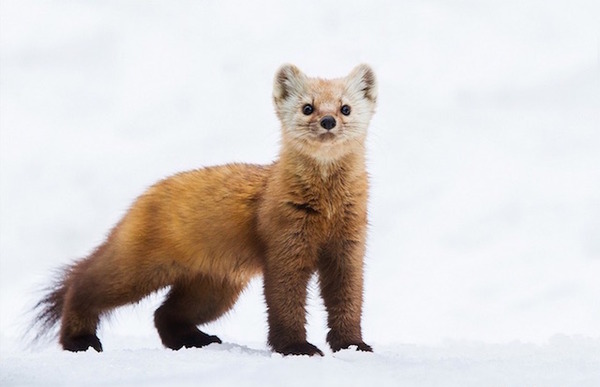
[34,64,377,355]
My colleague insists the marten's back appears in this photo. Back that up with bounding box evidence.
[112,163,272,283]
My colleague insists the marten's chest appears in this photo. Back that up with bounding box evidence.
[257,159,368,247]
[283,175,367,237]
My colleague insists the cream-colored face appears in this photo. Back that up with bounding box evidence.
[273,64,377,163]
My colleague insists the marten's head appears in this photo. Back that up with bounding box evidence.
[273,64,377,163]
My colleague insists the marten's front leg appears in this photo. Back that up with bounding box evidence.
[263,242,323,356]
[318,237,372,353]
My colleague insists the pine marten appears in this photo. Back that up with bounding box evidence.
[34,64,377,356]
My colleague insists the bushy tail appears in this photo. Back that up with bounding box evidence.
[31,266,71,341]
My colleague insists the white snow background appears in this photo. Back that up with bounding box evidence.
[1,0,599,385]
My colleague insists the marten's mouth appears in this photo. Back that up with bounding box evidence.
[317,132,336,142]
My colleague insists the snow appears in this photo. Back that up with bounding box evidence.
[2,336,600,386]
[1,0,599,385]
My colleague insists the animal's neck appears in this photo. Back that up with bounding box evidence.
[278,143,366,189]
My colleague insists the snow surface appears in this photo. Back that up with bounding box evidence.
[2,336,600,387]
[1,0,599,385]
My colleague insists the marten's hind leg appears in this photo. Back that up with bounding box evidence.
[154,274,246,350]
[59,250,178,352]
[59,257,108,352]
[60,300,103,353]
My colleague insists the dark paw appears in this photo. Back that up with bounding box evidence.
[278,342,324,356]
[182,330,222,349]
[62,334,103,352]
[161,328,222,350]
[331,341,373,353]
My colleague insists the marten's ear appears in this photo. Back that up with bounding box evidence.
[273,64,307,104]
[346,64,377,103]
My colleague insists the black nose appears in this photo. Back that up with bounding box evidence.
[320,116,336,130]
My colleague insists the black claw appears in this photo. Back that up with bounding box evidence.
[355,342,373,352]
[183,331,222,349]
[279,342,324,356]
[331,341,373,353]
[161,327,222,350]
[62,334,103,352]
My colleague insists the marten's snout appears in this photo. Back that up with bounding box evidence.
[320,116,336,131]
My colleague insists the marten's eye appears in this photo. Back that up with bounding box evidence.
[341,105,351,116]
[302,104,314,115]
